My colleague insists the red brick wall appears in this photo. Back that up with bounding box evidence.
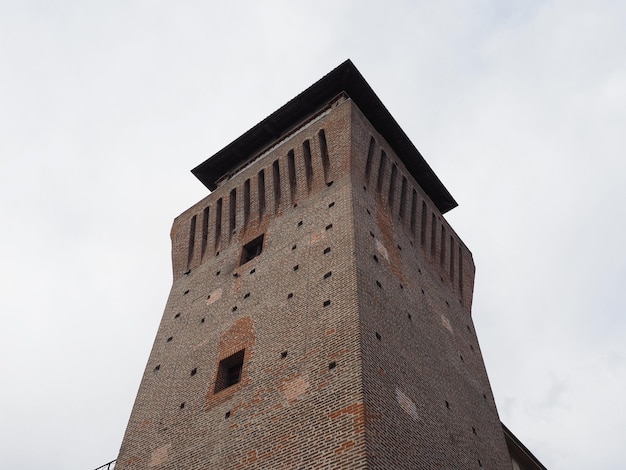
[116,97,510,469]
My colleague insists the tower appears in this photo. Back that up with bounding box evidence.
[114,61,539,469]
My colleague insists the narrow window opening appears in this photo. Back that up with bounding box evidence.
[292,244,297,250]
[318,129,330,184]
[272,160,281,213]
[214,350,245,393]
[472,427,477,435]
[325,223,333,231]
[215,198,223,251]
[303,139,313,191]
[281,351,288,358]
[166,336,173,342]
[376,280,382,288]
[287,292,293,299]
[323,271,332,279]
[376,150,387,192]
[240,234,264,266]
[399,176,407,219]
[200,318,205,323]
[323,300,331,307]
[388,164,397,207]
[445,401,450,409]
[216,270,221,276]
[243,179,251,227]
[258,170,266,217]
[229,188,237,238]
[323,247,331,254]
[440,225,446,267]
[249,268,256,274]
[243,292,250,299]
[410,190,418,235]
[293,265,299,271]
[287,149,297,204]
[183,289,189,295]
[201,206,209,259]
[297,220,303,227]
[420,201,427,246]
[407,313,412,320]
[431,213,437,257]
[154,364,160,371]
[328,201,335,208]
[225,411,231,419]
[365,136,375,183]
[375,332,381,341]
[174,313,180,319]
[191,368,197,376]
[187,215,197,268]
[328,361,336,370]
[373,254,379,263]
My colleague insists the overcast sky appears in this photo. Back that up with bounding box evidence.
[1,1,624,469]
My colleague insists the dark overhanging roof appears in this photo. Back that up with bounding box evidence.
[191,59,457,214]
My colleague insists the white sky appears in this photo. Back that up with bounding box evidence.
[1,1,624,469]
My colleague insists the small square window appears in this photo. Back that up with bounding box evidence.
[214,350,245,393]
[240,235,264,266]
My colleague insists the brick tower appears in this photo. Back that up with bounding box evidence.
[115,60,520,469]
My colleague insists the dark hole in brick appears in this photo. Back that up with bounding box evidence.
[287,292,293,299]
[323,247,331,254]
[328,202,335,208]
[200,318,205,323]
[214,350,245,393]
[293,203,297,208]
[249,268,256,274]
[328,361,336,370]
[244,292,250,299]
[184,269,191,275]
[363,185,366,190]
[154,364,160,371]
[326,181,333,187]
[467,325,471,332]
[440,275,444,282]
[281,351,288,358]
[445,300,449,307]
[483,393,487,399]
[183,289,189,295]
[232,306,237,312]
[407,313,412,320]
[375,332,381,341]
[174,313,180,319]
[376,280,382,288]
[292,244,296,250]
[366,208,371,215]
[421,288,425,295]
[418,268,421,274]
[325,223,333,230]
[323,300,331,307]
[216,270,221,276]
[373,254,378,263]
[445,401,450,409]
[191,368,197,376]
[180,402,185,409]
[472,427,477,435]
[410,240,414,246]
[478,459,482,467]
[240,234,264,266]
[233,272,239,278]
[216,251,220,257]
[460,354,464,362]
[323,271,332,279]
[225,411,231,419]
[369,231,375,237]
[293,265,299,271]
[470,344,475,351]
[400,284,404,289]
[166,336,173,342]
[397,244,402,250]
[298,221,303,227]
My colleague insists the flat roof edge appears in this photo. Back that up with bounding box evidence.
[191,59,457,214]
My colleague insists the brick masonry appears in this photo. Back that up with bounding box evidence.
[115,93,511,469]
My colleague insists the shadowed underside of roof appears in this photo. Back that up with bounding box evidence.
[191,59,457,214]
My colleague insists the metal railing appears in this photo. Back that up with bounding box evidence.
[94,460,116,470]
